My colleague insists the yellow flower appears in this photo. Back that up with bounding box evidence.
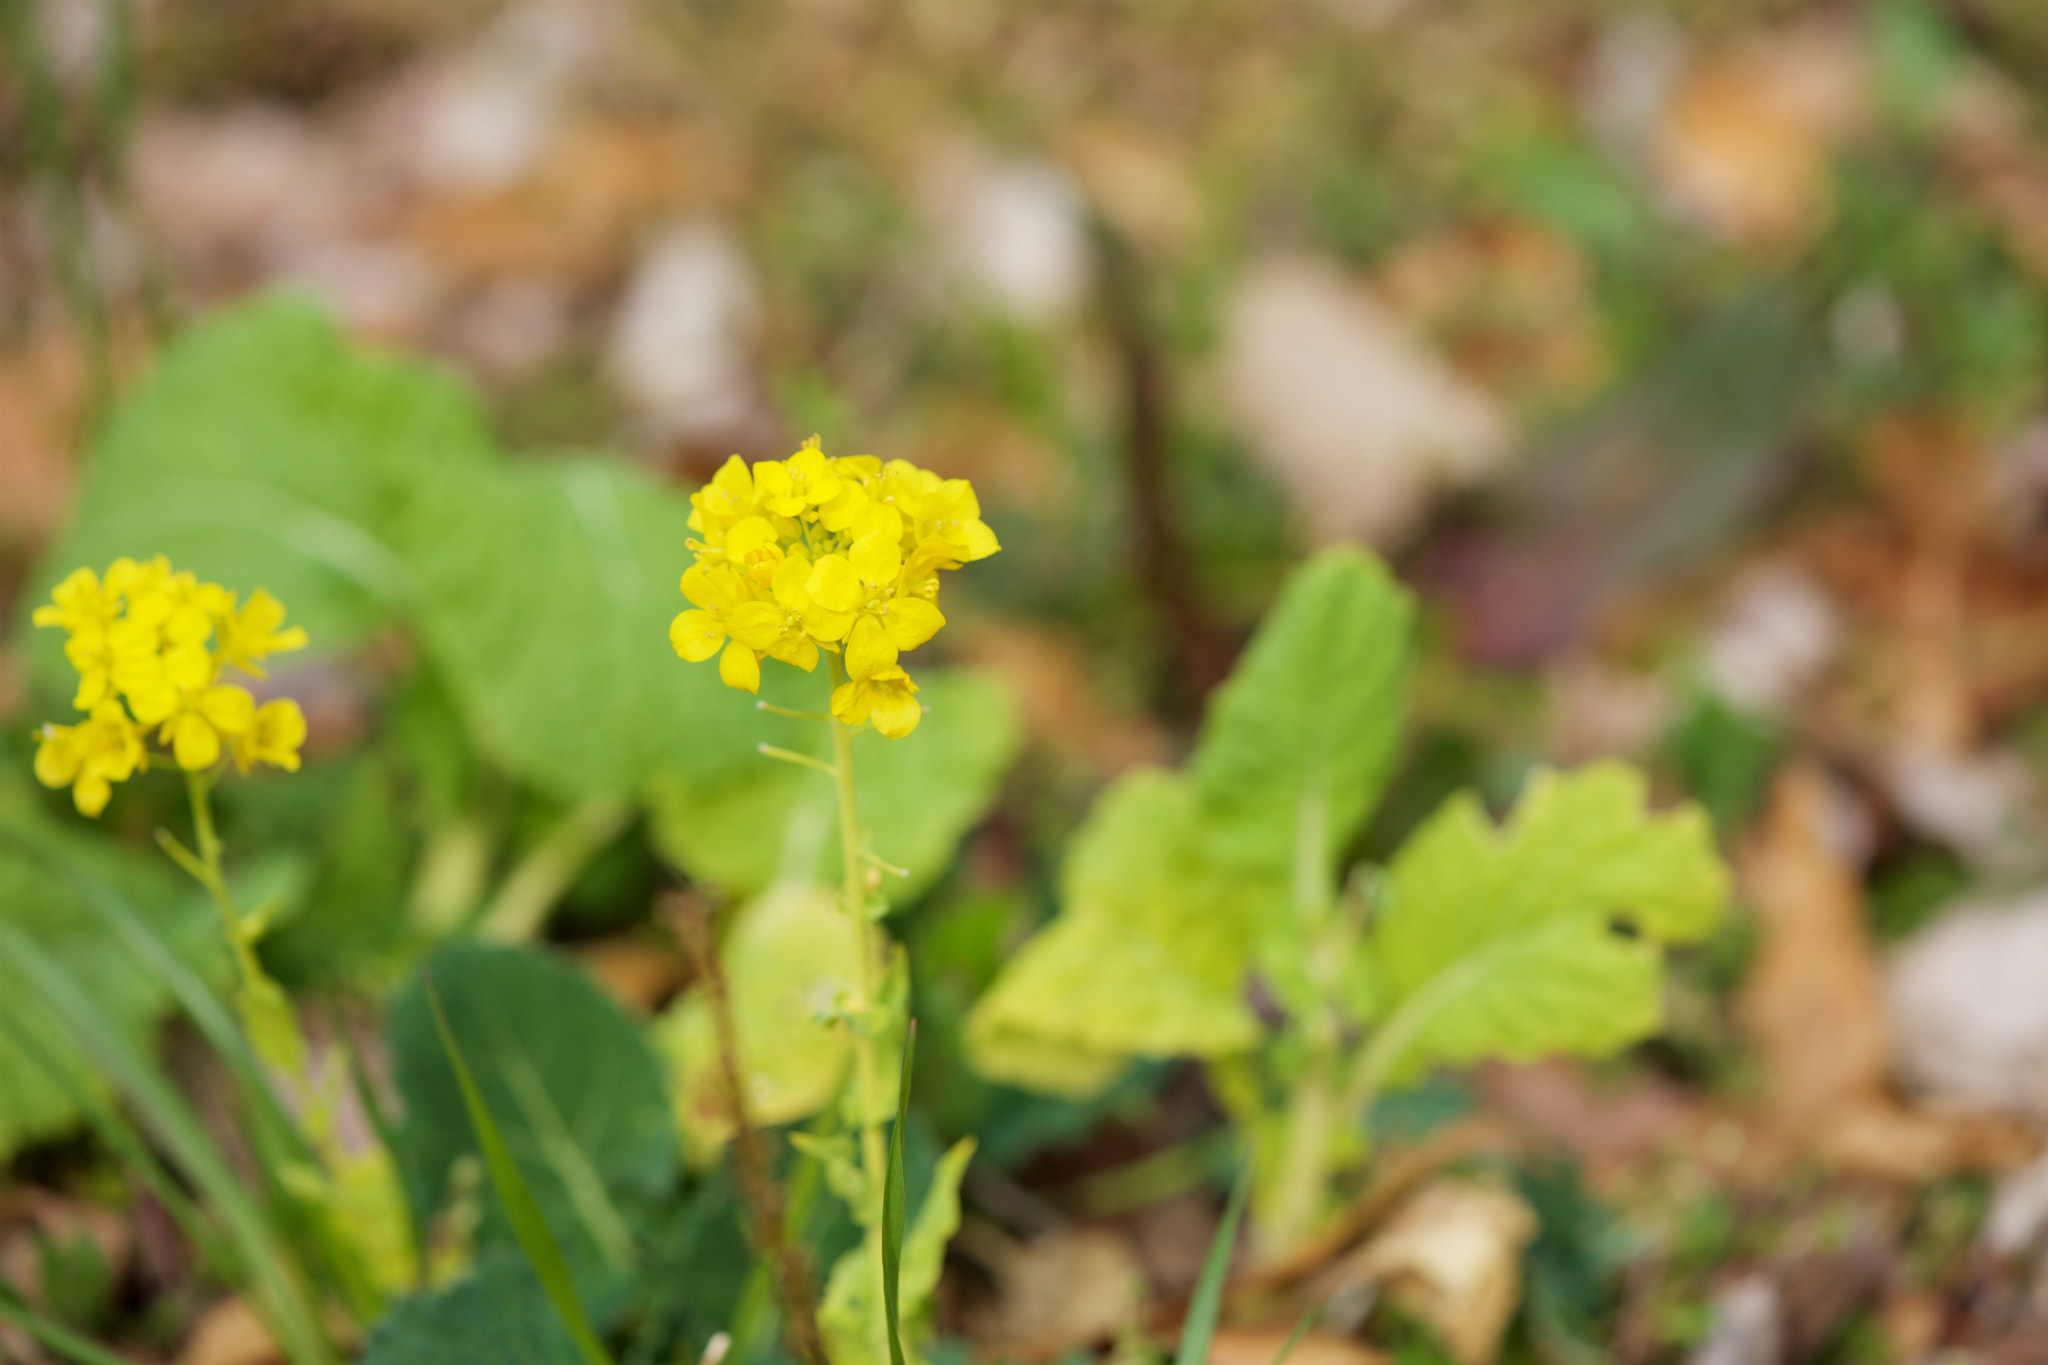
[30,558,315,809]
[233,699,308,774]
[671,441,997,726]
[158,684,258,771]
[831,665,922,738]
[214,590,308,678]
[33,702,147,817]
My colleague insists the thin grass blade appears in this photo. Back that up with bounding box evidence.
[1174,1156,1252,1365]
[1266,1303,1320,1365]
[0,919,334,1365]
[425,976,617,1365]
[0,1295,138,1365]
[881,1018,917,1365]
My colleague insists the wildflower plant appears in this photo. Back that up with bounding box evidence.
[27,556,408,1340]
[671,438,997,1365]
[967,547,1730,1259]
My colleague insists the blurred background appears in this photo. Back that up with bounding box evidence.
[11,0,2048,1361]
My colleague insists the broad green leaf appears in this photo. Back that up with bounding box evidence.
[1365,762,1727,1084]
[1191,546,1413,888]
[387,945,677,1300]
[427,981,616,1365]
[818,1138,975,1365]
[0,779,227,1158]
[397,457,774,803]
[646,670,1022,907]
[27,294,492,678]
[657,884,862,1162]
[359,1252,583,1365]
[965,770,1262,1096]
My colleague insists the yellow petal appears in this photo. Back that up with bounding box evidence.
[34,726,82,788]
[719,641,761,694]
[846,615,896,680]
[726,601,787,652]
[173,714,221,771]
[670,610,727,662]
[831,680,867,725]
[807,555,862,614]
[851,528,903,587]
[73,774,112,818]
[881,596,944,651]
[200,685,257,735]
[869,690,922,738]
[803,606,854,643]
[772,552,812,612]
[124,676,177,725]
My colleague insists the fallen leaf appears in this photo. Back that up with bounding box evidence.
[917,140,1093,326]
[953,619,1172,779]
[1346,1178,1537,1365]
[1477,1058,1700,1170]
[1651,22,1866,246]
[1888,890,2048,1119]
[1206,1328,1389,1365]
[953,1221,1147,1356]
[573,931,692,1015]
[176,1297,277,1365]
[1739,763,1890,1136]
[1058,119,1202,256]
[1220,257,1511,548]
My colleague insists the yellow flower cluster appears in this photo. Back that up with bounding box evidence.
[31,557,310,816]
[670,439,999,738]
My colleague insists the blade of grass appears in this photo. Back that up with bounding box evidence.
[1266,1303,1320,1365]
[881,1019,917,1365]
[425,975,618,1365]
[0,919,335,1365]
[1175,1156,1252,1365]
[0,1294,137,1365]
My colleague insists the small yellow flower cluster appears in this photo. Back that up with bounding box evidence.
[670,439,999,738]
[31,557,310,815]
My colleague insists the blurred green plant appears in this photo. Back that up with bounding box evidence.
[967,547,1728,1258]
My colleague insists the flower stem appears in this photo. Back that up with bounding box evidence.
[827,652,894,1350]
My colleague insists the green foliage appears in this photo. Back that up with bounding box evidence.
[397,457,759,803]
[966,548,1728,1253]
[659,884,865,1160]
[0,781,226,1158]
[1191,546,1412,892]
[425,977,617,1365]
[965,769,1264,1094]
[1364,764,1726,1085]
[29,296,491,673]
[359,1253,583,1365]
[818,1138,974,1365]
[647,670,1021,907]
[387,944,676,1306]
[1175,1161,1251,1365]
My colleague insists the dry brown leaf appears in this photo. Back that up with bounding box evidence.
[1220,257,1511,548]
[1206,1328,1388,1365]
[1813,1096,2037,1183]
[573,932,692,1014]
[1652,23,1866,246]
[953,1221,1146,1356]
[176,1298,277,1365]
[1345,1179,1537,1365]
[1058,119,1202,255]
[1476,1059,1700,1170]
[1739,763,1891,1135]
[954,619,1171,778]
[0,335,87,552]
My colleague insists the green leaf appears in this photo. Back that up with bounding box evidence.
[0,779,227,1158]
[1191,546,1413,890]
[658,884,862,1162]
[359,1252,584,1365]
[27,294,492,676]
[396,456,772,803]
[647,670,1021,908]
[1175,1161,1251,1365]
[965,770,1263,1095]
[388,944,676,1302]
[426,979,616,1365]
[818,1138,975,1365]
[1362,762,1728,1088]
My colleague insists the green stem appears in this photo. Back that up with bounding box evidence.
[178,770,266,994]
[826,653,893,1348]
